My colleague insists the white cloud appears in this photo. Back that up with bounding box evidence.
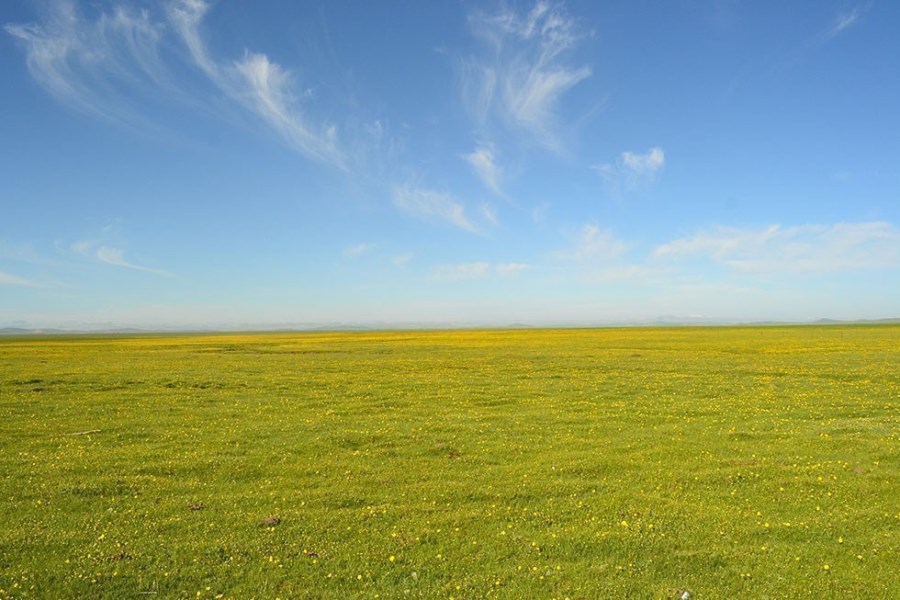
[495,262,531,277]
[5,1,166,125]
[831,10,860,35]
[655,221,900,274]
[622,147,665,176]
[582,264,664,284]
[392,253,413,266]
[344,243,376,258]
[231,52,344,168]
[392,185,478,233]
[480,203,499,226]
[431,262,491,282]
[594,146,665,191]
[6,0,345,168]
[165,0,218,79]
[0,271,40,287]
[556,224,628,261]
[431,262,531,282]
[463,144,502,194]
[168,0,346,169]
[462,1,591,150]
[73,241,171,276]
[71,240,97,256]
[828,5,869,38]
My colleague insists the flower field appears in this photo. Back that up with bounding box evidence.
[1,326,897,598]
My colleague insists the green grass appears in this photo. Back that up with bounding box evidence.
[1,326,897,598]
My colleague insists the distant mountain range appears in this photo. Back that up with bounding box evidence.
[0,327,148,335]
[1,318,898,336]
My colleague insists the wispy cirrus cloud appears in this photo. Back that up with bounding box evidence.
[4,1,167,126]
[430,262,531,282]
[0,271,41,287]
[73,240,172,276]
[555,224,628,261]
[544,222,671,285]
[479,203,499,226]
[495,262,531,277]
[431,262,491,281]
[392,185,478,233]
[164,0,217,79]
[343,243,376,258]
[463,143,503,195]
[548,220,900,287]
[621,147,665,179]
[461,1,591,151]
[581,264,664,285]
[827,4,870,38]
[594,146,665,191]
[166,0,346,168]
[6,0,345,168]
[655,221,900,274]
[392,253,414,267]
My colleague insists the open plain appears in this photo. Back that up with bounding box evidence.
[1,325,897,598]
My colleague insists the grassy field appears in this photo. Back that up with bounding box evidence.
[0,325,897,599]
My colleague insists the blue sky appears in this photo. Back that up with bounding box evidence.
[2,0,898,329]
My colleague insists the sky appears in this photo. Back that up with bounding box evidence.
[2,0,899,329]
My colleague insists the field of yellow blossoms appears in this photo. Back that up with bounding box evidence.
[1,325,897,598]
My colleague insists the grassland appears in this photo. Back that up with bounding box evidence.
[0,325,897,598]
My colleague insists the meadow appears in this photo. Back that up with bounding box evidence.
[0,325,897,599]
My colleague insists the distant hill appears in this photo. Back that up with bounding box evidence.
[0,327,148,336]
[0,327,68,335]
[1,318,898,335]
[812,318,900,325]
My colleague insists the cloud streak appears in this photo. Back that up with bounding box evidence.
[232,52,344,168]
[0,271,40,287]
[462,1,591,151]
[827,4,870,38]
[655,221,900,274]
[495,262,531,277]
[6,0,346,168]
[5,1,167,126]
[392,185,478,233]
[430,262,531,282]
[344,243,376,258]
[73,240,172,276]
[165,0,217,79]
[555,224,628,261]
[463,143,503,194]
[165,0,346,168]
[431,262,491,281]
[594,146,665,191]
